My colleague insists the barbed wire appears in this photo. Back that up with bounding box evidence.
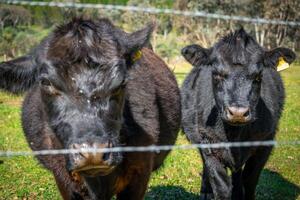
[1,0,300,26]
[0,140,300,157]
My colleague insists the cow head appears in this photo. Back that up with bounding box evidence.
[45,18,154,176]
[182,28,296,126]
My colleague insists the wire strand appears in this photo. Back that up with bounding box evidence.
[1,0,300,26]
[1,140,300,157]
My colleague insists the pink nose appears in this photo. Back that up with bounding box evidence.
[226,106,250,123]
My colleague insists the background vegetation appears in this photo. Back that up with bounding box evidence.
[0,0,299,199]
[1,0,300,60]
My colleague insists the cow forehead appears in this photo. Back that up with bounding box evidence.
[47,19,120,65]
[212,52,262,75]
[212,29,264,67]
[71,61,125,93]
[213,59,261,75]
[42,56,125,96]
[218,47,260,64]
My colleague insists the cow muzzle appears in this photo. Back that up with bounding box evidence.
[69,142,115,177]
[224,106,251,125]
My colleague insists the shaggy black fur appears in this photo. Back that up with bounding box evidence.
[181,28,296,200]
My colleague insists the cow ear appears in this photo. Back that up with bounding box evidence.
[264,47,296,69]
[181,44,211,66]
[119,23,155,64]
[0,55,39,93]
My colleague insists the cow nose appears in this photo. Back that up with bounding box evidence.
[226,106,250,123]
[70,142,115,176]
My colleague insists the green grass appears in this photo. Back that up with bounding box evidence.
[0,64,299,200]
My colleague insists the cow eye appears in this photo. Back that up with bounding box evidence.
[213,73,226,81]
[252,72,263,83]
[232,62,243,66]
[39,77,60,95]
[120,79,127,87]
[40,77,52,86]
[254,75,262,83]
[112,86,123,96]
[92,95,99,100]
[85,57,100,68]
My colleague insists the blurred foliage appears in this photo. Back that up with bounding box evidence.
[0,0,300,60]
[0,5,31,28]
[155,31,186,60]
[0,26,50,57]
[174,0,300,50]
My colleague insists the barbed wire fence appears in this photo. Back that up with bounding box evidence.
[0,0,299,158]
[1,141,300,158]
[1,0,300,26]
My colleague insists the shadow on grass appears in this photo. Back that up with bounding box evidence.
[146,185,199,200]
[145,169,300,200]
[257,169,300,200]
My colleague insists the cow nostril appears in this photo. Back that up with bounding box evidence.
[227,108,234,116]
[243,110,250,117]
[78,152,87,159]
[102,141,112,162]
[102,152,110,162]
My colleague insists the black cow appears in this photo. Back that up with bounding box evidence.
[181,28,296,200]
[0,18,181,200]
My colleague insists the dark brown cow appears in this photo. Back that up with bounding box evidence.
[0,18,181,200]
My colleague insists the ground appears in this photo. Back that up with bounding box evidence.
[0,60,299,200]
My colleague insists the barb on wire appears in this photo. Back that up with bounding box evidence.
[1,140,300,157]
[1,0,300,26]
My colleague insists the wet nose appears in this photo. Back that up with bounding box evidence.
[226,106,250,123]
[70,142,114,175]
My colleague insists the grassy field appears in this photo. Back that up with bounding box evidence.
[0,61,299,200]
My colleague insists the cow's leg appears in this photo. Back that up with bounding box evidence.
[201,152,232,200]
[32,132,88,200]
[53,170,85,200]
[200,165,214,200]
[40,155,87,200]
[242,147,272,200]
[116,153,153,200]
[232,169,244,200]
[116,173,151,200]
